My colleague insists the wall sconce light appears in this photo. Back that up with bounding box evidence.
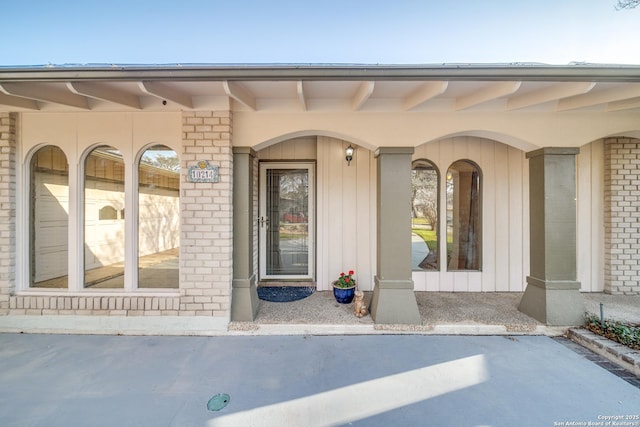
[345,144,354,166]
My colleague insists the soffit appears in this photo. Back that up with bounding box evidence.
[1,64,640,113]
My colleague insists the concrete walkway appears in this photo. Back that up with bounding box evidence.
[230,291,640,336]
[1,333,639,427]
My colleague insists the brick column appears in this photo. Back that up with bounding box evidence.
[369,147,421,324]
[519,148,583,325]
[180,111,233,319]
[604,138,640,295]
[0,113,16,314]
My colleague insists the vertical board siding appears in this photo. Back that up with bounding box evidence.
[577,140,605,292]
[257,136,317,160]
[412,136,528,292]
[316,136,375,291]
[480,140,497,292]
[508,146,526,291]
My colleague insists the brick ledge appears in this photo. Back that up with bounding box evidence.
[567,328,640,377]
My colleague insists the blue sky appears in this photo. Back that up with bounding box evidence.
[2,0,639,66]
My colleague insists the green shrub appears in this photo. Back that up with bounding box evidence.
[584,313,640,351]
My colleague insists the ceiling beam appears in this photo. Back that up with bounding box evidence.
[297,81,307,111]
[557,84,640,111]
[351,81,375,110]
[403,81,448,110]
[68,82,141,109]
[456,81,521,111]
[0,82,89,109]
[139,81,193,108]
[223,81,256,110]
[607,97,640,112]
[506,82,595,110]
[0,91,39,110]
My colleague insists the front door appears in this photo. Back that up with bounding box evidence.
[259,163,315,280]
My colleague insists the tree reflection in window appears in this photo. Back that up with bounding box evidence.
[446,160,481,271]
[411,159,439,271]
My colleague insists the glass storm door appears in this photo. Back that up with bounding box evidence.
[259,163,314,280]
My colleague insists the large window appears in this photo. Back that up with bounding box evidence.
[138,145,179,288]
[30,146,69,288]
[446,160,481,271]
[411,159,439,270]
[84,146,125,288]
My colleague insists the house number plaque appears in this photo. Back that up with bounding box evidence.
[188,160,219,183]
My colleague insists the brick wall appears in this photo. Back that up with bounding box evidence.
[179,111,233,317]
[8,295,181,316]
[0,113,16,314]
[604,137,640,295]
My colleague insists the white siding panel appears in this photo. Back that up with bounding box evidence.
[413,271,426,291]
[508,147,526,291]
[257,137,317,160]
[577,140,605,292]
[468,272,482,292]
[480,140,497,292]
[315,137,375,290]
[453,271,468,292]
[316,140,329,289]
[494,143,510,291]
[591,140,604,292]
[424,271,440,291]
[355,141,373,290]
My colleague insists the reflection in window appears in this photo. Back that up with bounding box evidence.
[84,146,125,288]
[138,145,179,288]
[30,146,69,288]
[411,159,439,271]
[447,160,481,271]
[99,205,118,220]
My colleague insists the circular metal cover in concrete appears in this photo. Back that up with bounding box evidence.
[207,393,230,411]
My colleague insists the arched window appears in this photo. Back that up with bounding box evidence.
[138,145,179,288]
[446,160,481,271]
[84,146,125,288]
[30,146,69,288]
[411,159,439,271]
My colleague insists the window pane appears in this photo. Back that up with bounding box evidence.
[446,160,481,271]
[138,145,179,288]
[411,160,438,271]
[84,146,125,288]
[30,146,69,288]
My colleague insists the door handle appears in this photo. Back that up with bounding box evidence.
[259,216,270,229]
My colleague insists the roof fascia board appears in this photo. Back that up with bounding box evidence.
[1,64,640,83]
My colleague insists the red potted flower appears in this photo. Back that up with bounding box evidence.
[332,270,357,304]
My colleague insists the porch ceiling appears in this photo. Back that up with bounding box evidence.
[1,63,640,113]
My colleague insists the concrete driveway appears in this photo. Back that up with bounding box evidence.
[1,333,639,427]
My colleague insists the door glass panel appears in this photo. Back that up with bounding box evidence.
[266,169,309,276]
